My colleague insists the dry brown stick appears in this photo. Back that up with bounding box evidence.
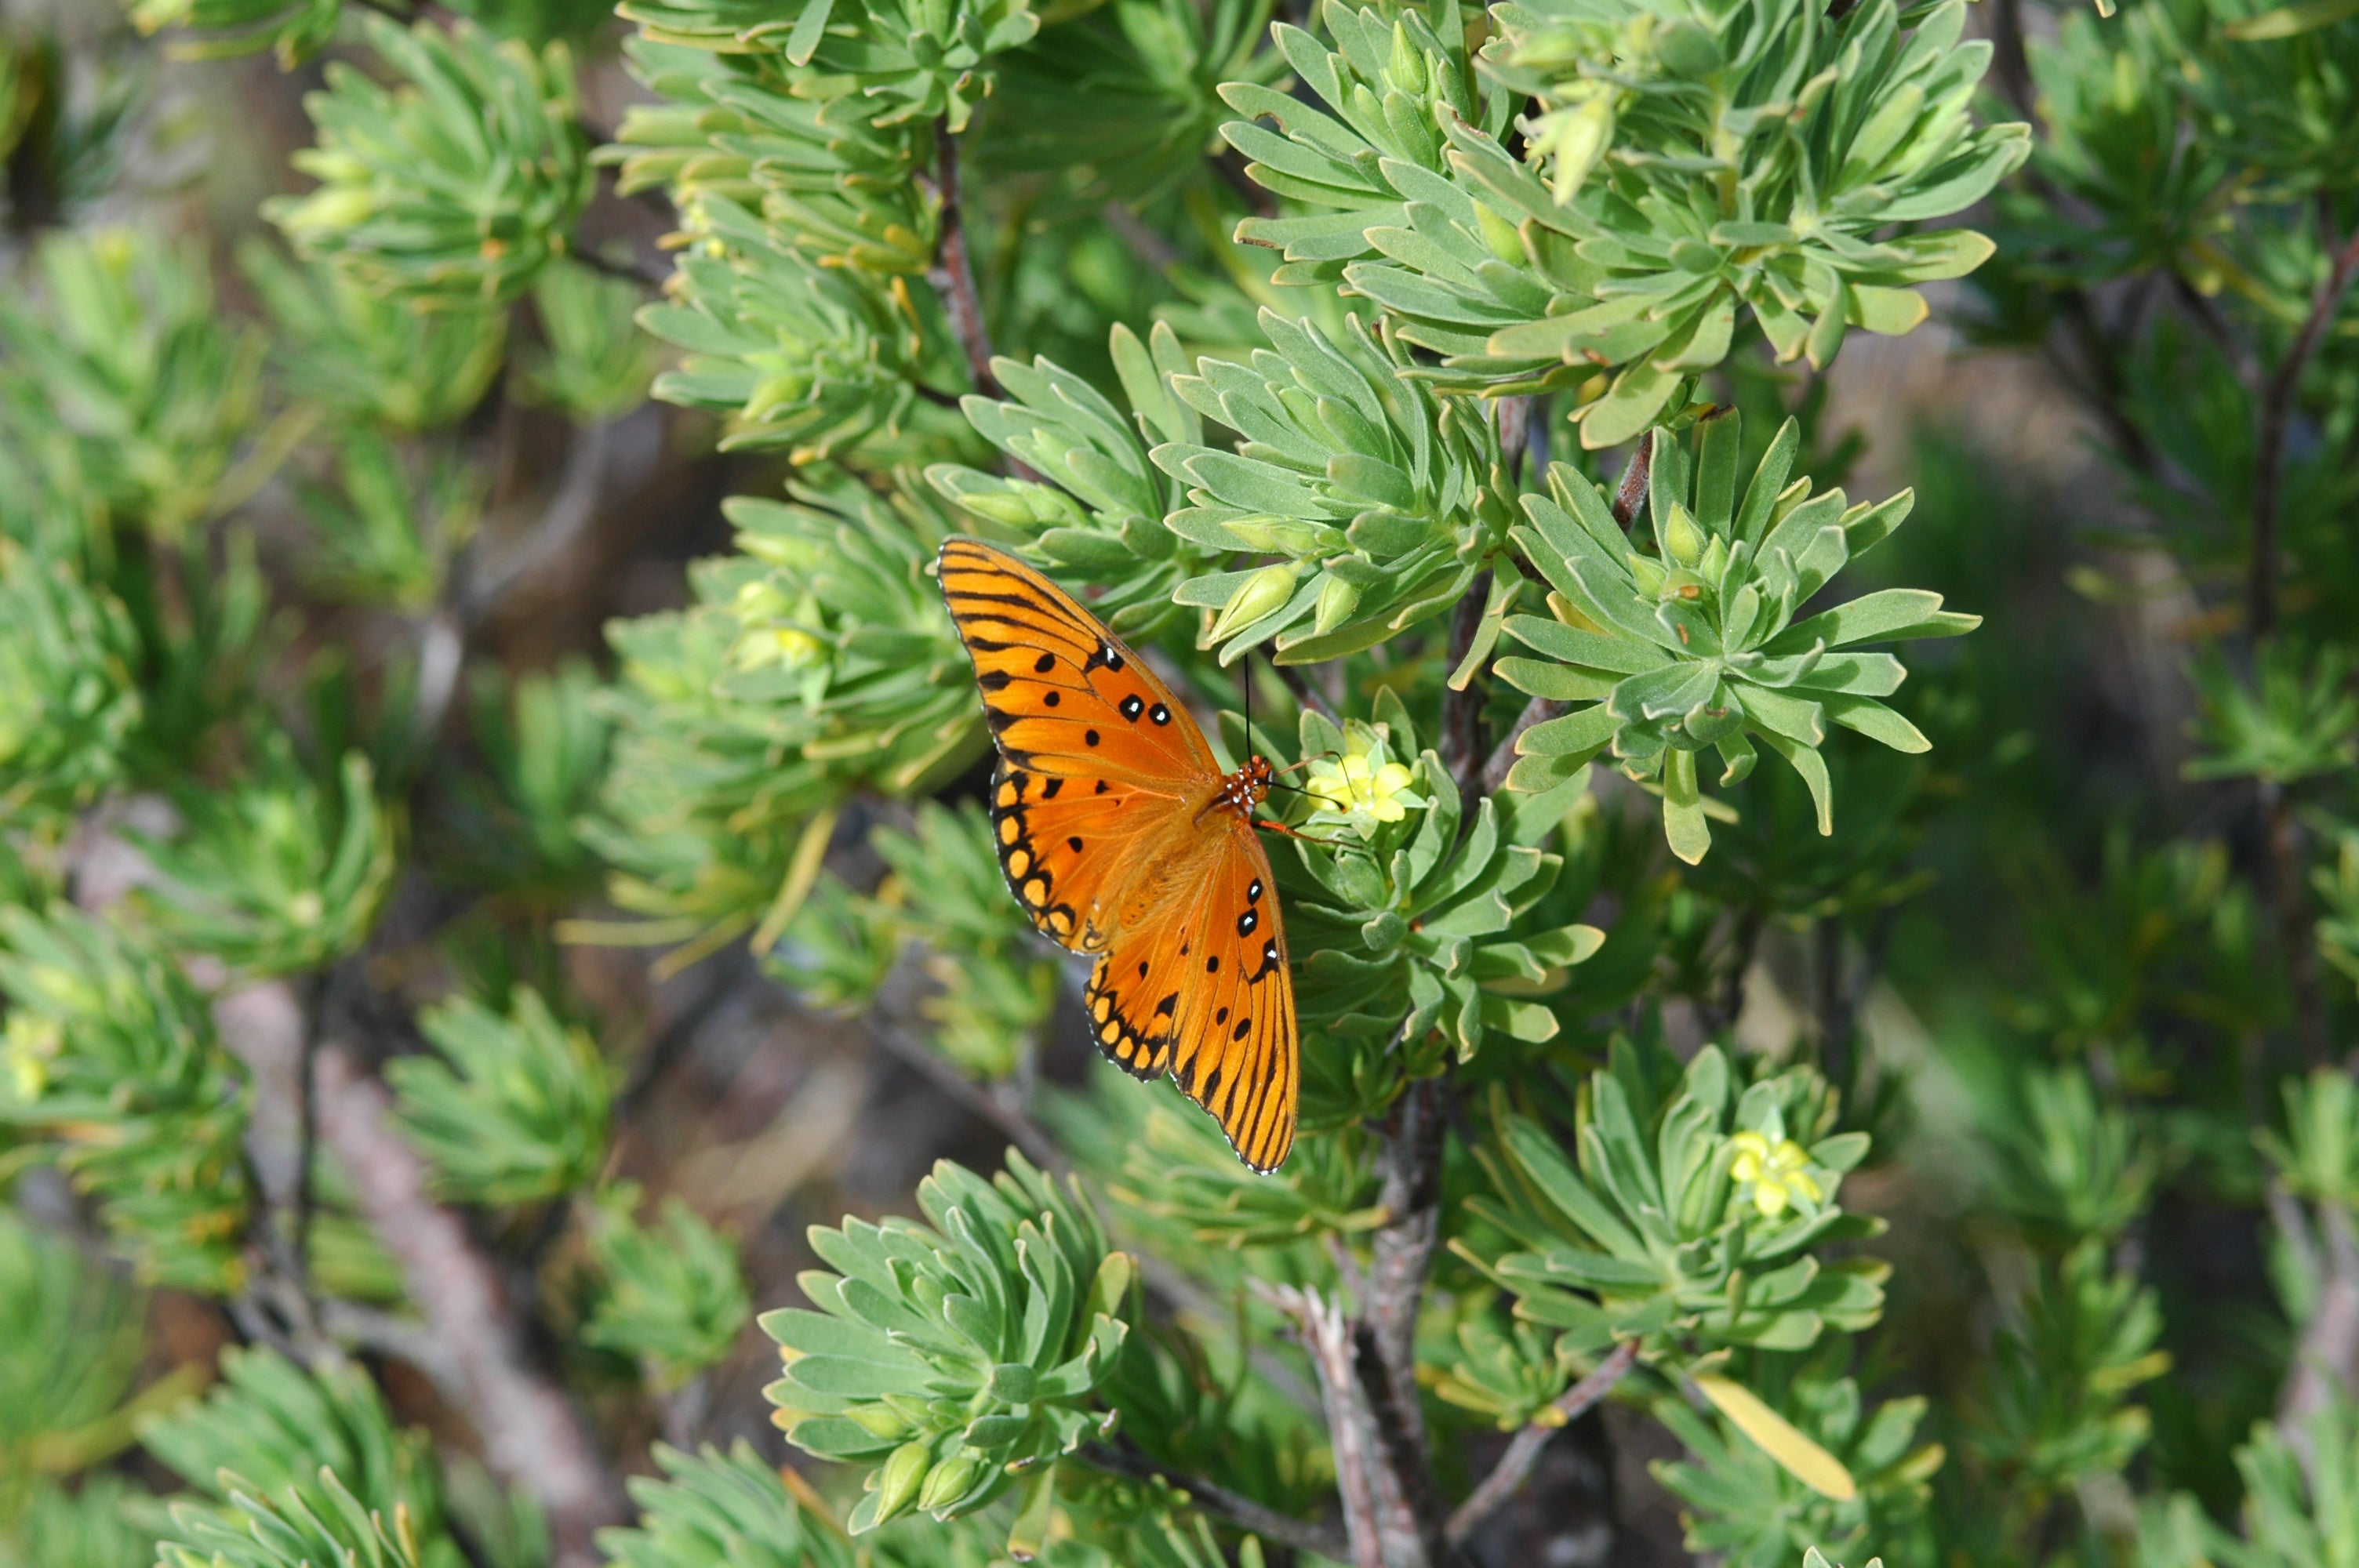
[2276,1187,2359,1461]
[928,122,999,400]
[1446,1341,1639,1544]
[2251,222,2359,642]
[1259,1283,1390,1568]
[1439,575,1492,802]
[313,1045,627,1568]
[1084,1441,1350,1561]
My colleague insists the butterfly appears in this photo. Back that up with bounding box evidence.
[936,537,1298,1172]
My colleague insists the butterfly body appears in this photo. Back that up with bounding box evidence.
[938,538,1298,1171]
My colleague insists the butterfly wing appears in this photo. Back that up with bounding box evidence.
[987,760,1172,953]
[941,536,1298,1171]
[944,538,1222,953]
[940,538,1218,789]
[1081,815,1297,1172]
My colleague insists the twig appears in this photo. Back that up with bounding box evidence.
[2251,228,2359,641]
[1359,1079,1451,1564]
[463,418,615,626]
[1446,1341,1639,1544]
[1083,1441,1350,1561]
[871,1020,1068,1174]
[1100,202,1181,272]
[313,1045,627,1568]
[1257,1284,1387,1568]
[2277,1189,2359,1458]
[2262,780,2333,1066]
[292,969,329,1281]
[1481,699,1565,795]
[575,246,671,290]
[1440,574,1492,801]
[1353,1319,1455,1563]
[927,122,999,398]
[614,949,747,1124]
[1270,657,1340,722]
[318,1301,467,1398]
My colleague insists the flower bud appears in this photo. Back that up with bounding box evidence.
[1662,503,1706,568]
[951,485,1043,527]
[1212,561,1301,641]
[849,1402,913,1439]
[1474,202,1525,265]
[1387,20,1427,96]
[874,1441,932,1523]
[918,1454,980,1513]
[1545,95,1614,202]
[1312,572,1363,634]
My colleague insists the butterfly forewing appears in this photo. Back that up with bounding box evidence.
[987,762,1167,952]
[940,538,1216,789]
[940,537,1299,1172]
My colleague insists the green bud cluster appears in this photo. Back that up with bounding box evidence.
[267,17,593,309]
[762,1154,1132,1538]
[929,322,1211,636]
[1157,310,1517,662]
[1500,411,1976,862]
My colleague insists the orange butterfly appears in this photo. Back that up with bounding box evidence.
[937,538,1298,1172]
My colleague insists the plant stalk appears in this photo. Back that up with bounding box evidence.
[1446,1341,1638,1544]
[929,122,999,399]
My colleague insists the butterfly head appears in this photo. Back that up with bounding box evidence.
[1216,756,1276,818]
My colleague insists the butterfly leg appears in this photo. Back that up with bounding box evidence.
[1252,818,1348,847]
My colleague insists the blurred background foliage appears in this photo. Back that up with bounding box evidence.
[0,0,2352,1564]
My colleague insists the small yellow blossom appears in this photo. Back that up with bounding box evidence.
[734,626,825,672]
[1728,1131,1823,1218]
[1306,750,1417,822]
[2,1012,62,1102]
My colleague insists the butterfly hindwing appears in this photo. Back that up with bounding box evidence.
[1168,820,1297,1172]
[1081,817,1296,1171]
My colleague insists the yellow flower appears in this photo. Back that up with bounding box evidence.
[1728,1131,1823,1218]
[734,626,825,672]
[1306,750,1417,822]
[2,1013,62,1102]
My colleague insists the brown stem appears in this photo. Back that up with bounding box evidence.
[1085,1441,1350,1561]
[1710,905,1766,1037]
[2251,229,2359,641]
[1354,1319,1456,1563]
[313,1046,627,1568]
[1441,575,1493,801]
[2261,781,2333,1066]
[927,122,1000,399]
[1481,698,1565,794]
[1259,1283,1389,1568]
[1351,1079,1451,1568]
[1612,430,1653,534]
[1813,914,1845,1079]
[291,970,329,1282]
[1446,1341,1638,1544]
[871,1020,1068,1174]
[2276,1188,2359,1457]
[1270,656,1341,722]
[1987,0,2035,121]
